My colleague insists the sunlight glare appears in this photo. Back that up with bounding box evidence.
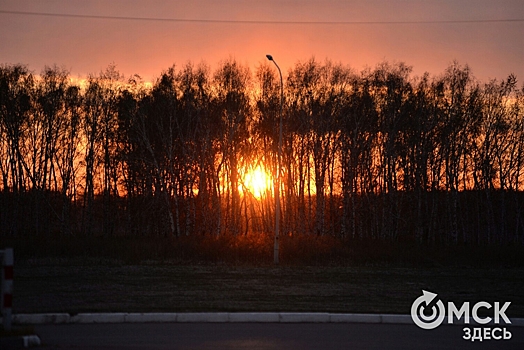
[241,166,271,199]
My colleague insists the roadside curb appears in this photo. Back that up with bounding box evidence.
[3,313,524,326]
[0,334,41,349]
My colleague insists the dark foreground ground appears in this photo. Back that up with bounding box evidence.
[12,261,524,317]
[3,234,523,319]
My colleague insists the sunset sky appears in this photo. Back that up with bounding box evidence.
[0,0,523,82]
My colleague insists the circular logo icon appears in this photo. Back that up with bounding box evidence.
[411,290,445,330]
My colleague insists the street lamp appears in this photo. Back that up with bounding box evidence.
[266,54,283,265]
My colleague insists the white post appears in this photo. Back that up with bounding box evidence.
[1,248,13,331]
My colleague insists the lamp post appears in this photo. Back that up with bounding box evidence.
[266,54,283,265]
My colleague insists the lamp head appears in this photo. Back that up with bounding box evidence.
[266,54,274,61]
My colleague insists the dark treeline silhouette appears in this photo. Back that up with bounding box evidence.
[1,59,524,246]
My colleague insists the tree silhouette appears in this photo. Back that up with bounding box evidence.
[0,59,523,248]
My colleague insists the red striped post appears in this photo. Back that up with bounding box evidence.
[1,248,13,331]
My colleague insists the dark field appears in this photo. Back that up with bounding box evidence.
[4,235,523,318]
[13,262,524,317]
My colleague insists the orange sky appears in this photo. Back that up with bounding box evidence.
[0,0,523,82]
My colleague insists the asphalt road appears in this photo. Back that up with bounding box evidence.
[34,323,524,350]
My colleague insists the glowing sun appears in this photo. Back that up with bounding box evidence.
[241,166,271,198]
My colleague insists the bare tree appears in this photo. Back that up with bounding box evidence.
[212,59,252,235]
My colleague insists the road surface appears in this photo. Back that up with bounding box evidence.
[34,323,524,349]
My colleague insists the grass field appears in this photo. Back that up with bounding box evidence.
[13,261,524,318]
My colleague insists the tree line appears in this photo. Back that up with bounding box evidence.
[1,59,523,245]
